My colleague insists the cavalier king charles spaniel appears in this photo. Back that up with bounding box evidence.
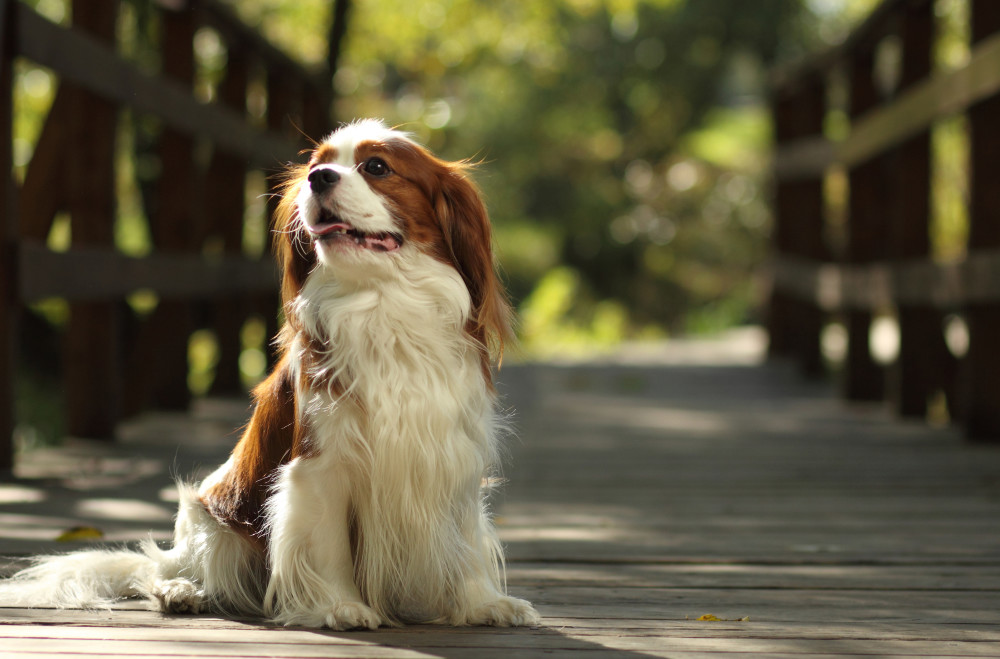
[1,119,539,630]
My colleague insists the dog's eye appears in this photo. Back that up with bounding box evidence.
[363,157,391,178]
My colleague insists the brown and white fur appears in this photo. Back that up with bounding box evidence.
[0,119,539,630]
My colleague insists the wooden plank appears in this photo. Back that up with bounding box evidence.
[148,8,198,253]
[63,0,121,441]
[0,0,15,471]
[519,584,1000,621]
[771,251,1000,310]
[2,601,1000,644]
[1,611,999,658]
[508,562,1000,590]
[787,84,826,376]
[302,83,331,141]
[964,0,1000,441]
[889,2,939,419]
[773,29,1000,179]
[126,6,200,414]
[327,0,352,96]
[17,86,70,242]
[1,615,999,650]
[842,27,1000,168]
[768,77,827,373]
[13,3,298,169]
[204,50,250,396]
[259,72,297,367]
[843,47,885,402]
[17,243,277,302]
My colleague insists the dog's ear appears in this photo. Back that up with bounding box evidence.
[273,165,314,312]
[434,164,515,367]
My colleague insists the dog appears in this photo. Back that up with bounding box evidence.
[1,119,539,630]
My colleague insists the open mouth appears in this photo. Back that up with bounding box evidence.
[305,210,402,253]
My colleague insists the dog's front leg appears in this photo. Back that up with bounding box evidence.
[448,511,541,628]
[263,457,381,630]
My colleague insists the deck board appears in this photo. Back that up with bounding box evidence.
[3,331,1000,657]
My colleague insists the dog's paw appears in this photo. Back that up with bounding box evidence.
[325,601,382,630]
[151,577,204,614]
[465,596,540,627]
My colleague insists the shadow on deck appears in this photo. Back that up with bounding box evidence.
[2,328,999,657]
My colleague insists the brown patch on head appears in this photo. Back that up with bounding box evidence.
[309,143,338,167]
[353,139,448,255]
[353,138,515,375]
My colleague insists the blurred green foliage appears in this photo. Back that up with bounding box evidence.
[11,0,976,374]
[286,0,822,354]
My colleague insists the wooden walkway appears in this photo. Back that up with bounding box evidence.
[2,329,999,658]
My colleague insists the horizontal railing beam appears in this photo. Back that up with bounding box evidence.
[773,30,1000,179]
[15,3,300,170]
[771,250,1000,312]
[18,243,278,302]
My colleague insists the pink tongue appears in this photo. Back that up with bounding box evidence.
[309,221,350,236]
[365,234,401,252]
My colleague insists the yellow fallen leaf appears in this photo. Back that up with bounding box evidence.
[56,526,104,542]
[695,614,750,622]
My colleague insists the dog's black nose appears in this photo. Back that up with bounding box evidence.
[308,167,340,193]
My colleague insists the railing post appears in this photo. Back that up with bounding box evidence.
[769,76,828,376]
[302,69,332,141]
[889,2,954,418]
[843,46,887,402]
[768,92,796,362]
[964,0,1000,441]
[206,48,249,396]
[0,0,16,471]
[64,0,121,438]
[19,87,70,242]
[262,70,297,363]
[125,6,198,414]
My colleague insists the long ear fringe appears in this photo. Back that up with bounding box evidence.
[436,162,516,370]
[271,164,312,316]
[481,265,517,369]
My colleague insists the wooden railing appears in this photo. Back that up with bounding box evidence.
[0,0,335,470]
[768,0,1000,441]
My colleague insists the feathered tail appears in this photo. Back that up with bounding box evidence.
[0,483,266,615]
[0,547,158,609]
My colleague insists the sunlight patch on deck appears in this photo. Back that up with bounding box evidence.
[0,485,46,505]
[74,499,174,522]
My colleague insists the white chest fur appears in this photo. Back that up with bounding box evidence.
[275,251,505,623]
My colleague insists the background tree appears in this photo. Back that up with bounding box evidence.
[337,1,816,347]
[228,0,840,354]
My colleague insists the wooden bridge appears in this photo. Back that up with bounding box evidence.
[2,0,1000,656]
[2,332,999,656]
[769,0,1000,440]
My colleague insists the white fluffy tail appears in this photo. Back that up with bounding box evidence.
[0,549,157,609]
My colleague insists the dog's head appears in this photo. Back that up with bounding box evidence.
[274,119,513,366]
